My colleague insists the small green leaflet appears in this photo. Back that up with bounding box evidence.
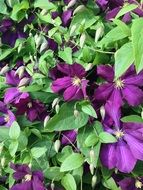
[9,121,21,140]
[59,47,73,64]
[99,132,117,143]
[61,174,77,190]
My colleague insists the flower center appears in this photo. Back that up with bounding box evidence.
[135,180,143,189]
[72,76,81,86]
[115,79,124,89]
[114,130,124,139]
[4,115,9,123]
[24,174,32,181]
[27,102,32,108]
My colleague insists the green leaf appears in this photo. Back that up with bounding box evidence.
[9,140,18,157]
[99,132,117,143]
[0,0,8,14]
[45,102,89,132]
[121,115,143,123]
[34,0,56,10]
[103,177,120,190]
[60,153,84,172]
[113,19,131,36]
[59,47,73,64]
[0,127,9,141]
[115,4,138,19]
[131,18,143,72]
[31,147,47,158]
[115,42,134,79]
[0,48,14,61]
[99,27,128,47]
[44,167,64,181]
[57,146,73,163]
[9,121,20,140]
[10,0,29,21]
[61,174,77,190]
[81,102,97,118]
[85,134,99,147]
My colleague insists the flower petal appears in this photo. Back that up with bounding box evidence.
[51,77,71,93]
[63,85,81,101]
[4,88,20,104]
[97,65,114,82]
[10,181,32,190]
[122,85,143,106]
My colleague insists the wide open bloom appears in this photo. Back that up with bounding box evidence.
[51,63,88,101]
[14,99,48,122]
[4,70,30,105]
[96,0,143,22]
[95,65,143,107]
[118,177,143,190]
[0,101,15,127]
[100,101,143,173]
[10,163,46,190]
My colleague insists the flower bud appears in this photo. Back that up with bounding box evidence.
[6,0,12,7]
[18,77,30,87]
[40,9,48,16]
[55,104,60,113]
[18,43,23,53]
[95,25,104,43]
[73,5,85,15]
[141,109,143,119]
[40,42,48,53]
[0,142,4,155]
[52,98,60,109]
[85,63,93,71]
[51,182,55,190]
[67,0,76,9]
[74,109,79,118]
[35,35,43,48]
[92,175,97,189]
[100,106,105,120]
[54,140,61,153]
[29,32,32,37]
[44,115,50,128]
[15,66,25,79]
[80,33,86,48]
[70,25,77,36]
[1,157,5,168]
[0,64,9,75]
[89,150,95,163]
[89,164,94,175]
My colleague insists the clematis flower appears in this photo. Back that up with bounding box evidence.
[51,63,88,101]
[96,0,143,22]
[61,130,77,145]
[0,101,15,127]
[14,99,48,122]
[100,101,143,173]
[94,65,143,107]
[118,177,143,190]
[4,70,30,105]
[10,163,46,190]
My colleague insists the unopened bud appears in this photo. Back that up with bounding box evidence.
[44,115,50,128]
[89,150,95,163]
[40,42,47,53]
[100,106,105,120]
[74,109,79,117]
[141,109,143,119]
[29,32,32,37]
[80,33,86,48]
[85,63,93,71]
[15,66,25,79]
[18,77,30,87]
[0,142,4,155]
[0,64,9,75]
[1,157,5,168]
[54,140,61,153]
[89,164,94,175]
[52,98,60,109]
[73,5,85,15]
[35,35,43,48]
[67,0,76,9]
[70,25,77,36]
[6,0,12,7]
[95,25,104,43]
[40,9,48,16]
[55,104,60,113]
[92,175,97,189]
[51,182,55,190]
[18,43,23,53]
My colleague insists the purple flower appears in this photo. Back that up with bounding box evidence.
[95,65,143,107]
[0,101,15,127]
[14,99,48,122]
[4,70,30,105]
[61,130,77,145]
[62,10,72,27]
[51,63,88,101]
[10,163,46,190]
[96,0,143,22]
[100,101,143,173]
[118,177,143,190]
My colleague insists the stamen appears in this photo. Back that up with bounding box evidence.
[27,102,32,108]
[24,174,32,181]
[135,180,142,189]
[72,76,81,86]
[115,79,124,89]
[4,115,9,123]
[114,130,124,139]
